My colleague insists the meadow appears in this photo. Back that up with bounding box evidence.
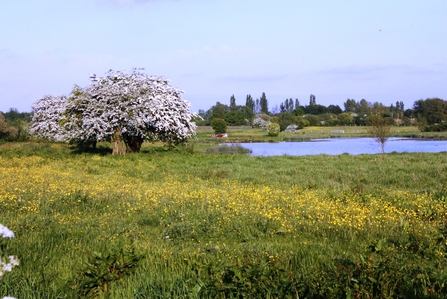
[1,126,447,298]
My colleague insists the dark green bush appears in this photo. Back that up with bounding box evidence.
[211,118,227,134]
[421,122,447,132]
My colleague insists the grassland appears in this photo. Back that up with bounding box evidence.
[1,127,447,298]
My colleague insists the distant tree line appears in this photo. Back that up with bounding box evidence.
[196,94,447,133]
[1,95,446,142]
[0,108,32,141]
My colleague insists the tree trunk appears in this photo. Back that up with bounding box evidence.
[123,134,144,153]
[111,129,126,155]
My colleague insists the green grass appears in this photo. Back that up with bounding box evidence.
[1,131,447,298]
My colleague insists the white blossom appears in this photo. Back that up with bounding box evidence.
[0,224,19,280]
[252,117,271,129]
[0,224,14,238]
[30,95,67,141]
[284,124,299,132]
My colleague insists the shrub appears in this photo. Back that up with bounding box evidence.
[284,124,299,132]
[73,244,144,298]
[252,117,270,129]
[273,112,300,131]
[224,111,248,126]
[267,123,280,137]
[211,118,227,134]
[421,122,447,132]
[305,114,321,126]
[0,114,18,141]
[369,114,391,153]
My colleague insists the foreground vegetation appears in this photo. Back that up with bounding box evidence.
[1,137,447,298]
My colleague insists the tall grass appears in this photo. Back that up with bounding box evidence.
[1,142,447,298]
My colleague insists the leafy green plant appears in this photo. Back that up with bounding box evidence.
[74,245,144,298]
[267,123,280,137]
[196,252,299,298]
[211,118,227,134]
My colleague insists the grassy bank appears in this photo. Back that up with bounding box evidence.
[1,141,447,298]
[196,125,447,144]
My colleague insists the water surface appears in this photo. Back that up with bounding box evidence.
[236,138,447,156]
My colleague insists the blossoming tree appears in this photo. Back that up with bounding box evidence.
[31,69,198,154]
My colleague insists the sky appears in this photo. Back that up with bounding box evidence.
[1,0,446,113]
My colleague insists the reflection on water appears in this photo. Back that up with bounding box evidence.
[236,138,447,156]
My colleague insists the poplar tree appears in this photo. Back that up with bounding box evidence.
[245,94,254,113]
[260,92,269,114]
[229,95,236,111]
[309,94,316,106]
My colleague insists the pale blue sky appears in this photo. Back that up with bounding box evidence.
[1,0,446,113]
